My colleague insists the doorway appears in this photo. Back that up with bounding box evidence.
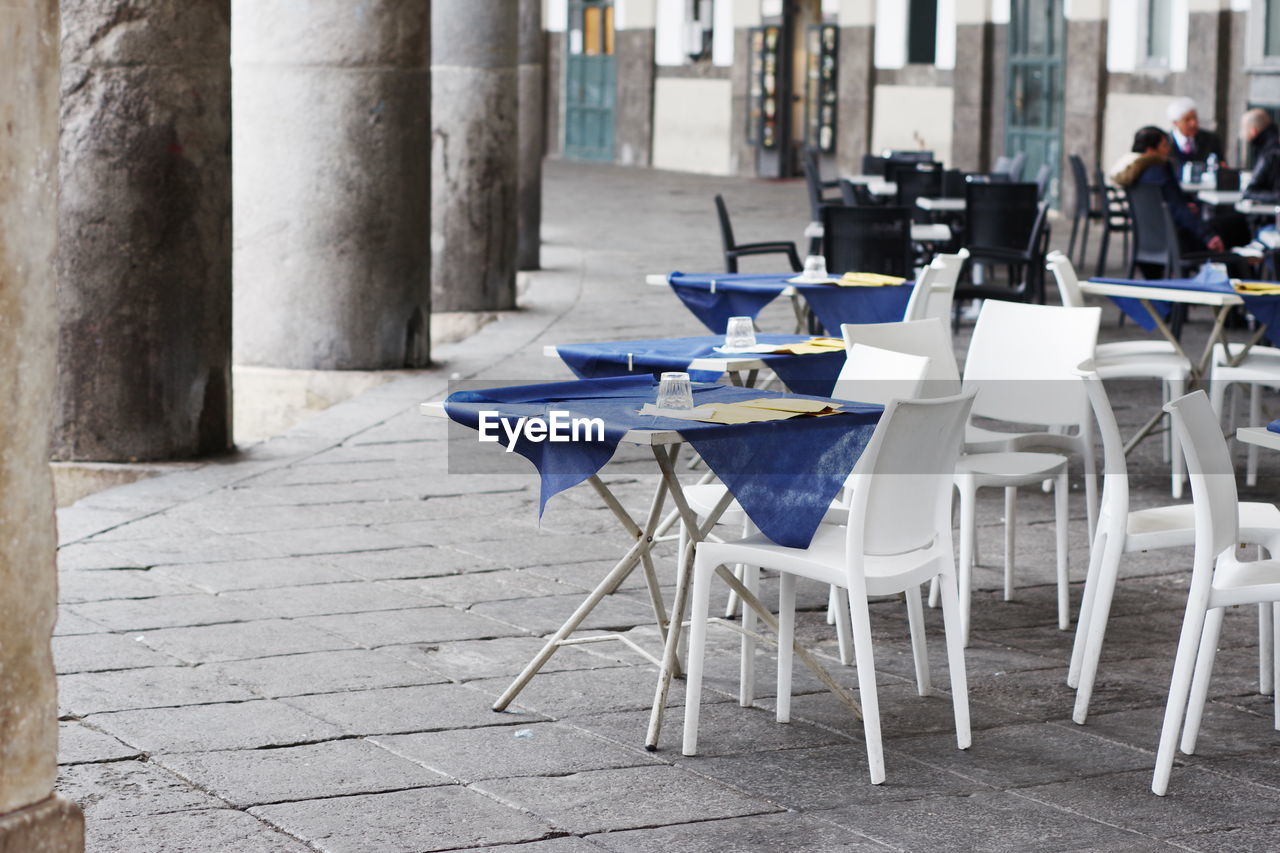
[1004,0,1065,200]
[751,0,832,178]
[565,0,616,161]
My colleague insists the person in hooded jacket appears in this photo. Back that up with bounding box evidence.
[1111,126,1226,254]
[1242,108,1280,203]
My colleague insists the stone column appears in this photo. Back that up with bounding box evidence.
[517,0,545,270]
[1062,6,1107,179]
[0,1,87,850]
[432,0,519,313]
[56,0,232,461]
[233,1,432,370]
[836,3,876,175]
[950,3,995,172]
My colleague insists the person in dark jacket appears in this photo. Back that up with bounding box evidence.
[1167,97,1224,175]
[1242,108,1280,202]
[1111,126,1226,253]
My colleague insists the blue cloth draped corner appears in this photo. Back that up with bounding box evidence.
[1269,418,1280,435]
[444,375,882,549]
[1094,263,1280,332]
[667,272,913,335]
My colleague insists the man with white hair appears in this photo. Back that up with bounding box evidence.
[1167,97,1223,174]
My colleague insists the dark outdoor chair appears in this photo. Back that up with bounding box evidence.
[821,205,914,279]
[886,150,935,163]
[955,181,1051,304]
[803,146,841,223]
[861,153,887,176]
[1067,154,1109,268]
[839,179,877,206]
[714,194,801,274]
[1007,151,1028,182]
[941,169,968,197]
[1125,184,1234,280]
[890,162,943,218]
[1034,163,1053,200]
[991,155,1014,177]
[1093,163,1131,276]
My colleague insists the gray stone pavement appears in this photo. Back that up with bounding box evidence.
[55,160,1280,852]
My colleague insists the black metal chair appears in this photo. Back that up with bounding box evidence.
[861,153,887,176]
[1067,154,1107,268]
[956,182,1051,304]
[890,161,943,219]
[1034,163,1053,200]
[839,179,877,206]
[886,150,935,163]
[1094,163,1131,276]
[821,205,914,279]
[1008,151,1028,182]
[803,147,841,223]
[714,194,801,274]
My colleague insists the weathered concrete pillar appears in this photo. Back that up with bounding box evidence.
[1,1,87,850]
[950,3,995,172]
[1062,6,1107,179]
[56,0,232,461]
[517,0,545,270]
[233,1,432,370]
[432,0,519,313]
[836,3,876,175]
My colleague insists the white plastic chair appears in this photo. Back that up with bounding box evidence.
[904,249,967,330]
[1069,368,1280,725]
[1152,390,1280,796]
[1047,251,1192,498]
[681,343,932,696]
[1209,343,1280,487]
[841,317,961,398]
[948,300,1101,641]
[682,392,978,785]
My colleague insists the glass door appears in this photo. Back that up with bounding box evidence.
[1004,0,1064,201]
[565,0,616,161]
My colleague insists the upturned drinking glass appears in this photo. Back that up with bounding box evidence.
[724,316,757,350]
[802,254,828,280]
[656,372,695,410]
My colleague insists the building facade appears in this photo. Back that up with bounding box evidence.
[545,0,1280,197]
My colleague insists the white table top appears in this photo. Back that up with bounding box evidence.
[916,197,966,212]
[1238,427,1280,451]
[419,399,684,446]
[1195,189,1244,207]
[1236,198,1280,217]
[1080,279,1245,308]
[842,174,897,196]
[799,223,952,243]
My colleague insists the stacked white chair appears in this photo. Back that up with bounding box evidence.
[904,249,968,331]
[1208,342,1280,487]
[681,391,978,785]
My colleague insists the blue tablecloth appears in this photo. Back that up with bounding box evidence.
[444,375,881,549]
[554,334,847,397]
[1269,418,1280,434]
[667,272,913,335]
[1093,265,1280,333]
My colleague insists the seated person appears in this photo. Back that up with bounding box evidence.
[1167,97,1224,175]
[1111,126,1226,253]
[1242,108,1280,202]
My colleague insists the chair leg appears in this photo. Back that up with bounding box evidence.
[1180,606,1225,756]
[680,555,716,756]
[1260,601,1274,697]
[739,564,759,707]
[776,572,796,724]
[834,586,854,666]
[1055,471,1071,630]
[1082,439,1099,546]
[1069,530,1109,689]
[936,568,972,749]
[1273,602,1280,730]
[1068,215,1080,262]
[1161,380,1172,464]
[928,576,940,608]
[1153,587,1212,795]
[1096,223,1111,278]
[905,584,931,696]
[1072,533,1126,724]
[1004,486,1017,602]
[724,565,742,619]
[1079,218,1091,270]
[846,581,885,784]
[1248,385,1261,487]
[956,476,977,645]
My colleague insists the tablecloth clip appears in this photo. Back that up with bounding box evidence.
[627,352,634,371]
[710,278,717,294]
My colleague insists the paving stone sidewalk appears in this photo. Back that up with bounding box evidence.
[56,161,1280,852]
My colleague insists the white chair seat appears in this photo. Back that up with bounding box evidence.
[1096,340,1179,359]
[684,483,744,525]
[699,528,945,598]
[956,451,1068,484]
[1094,351,1190,382]
[1127,501,1280,548]
[963,424,1065,454]
[1211,560,1280,609]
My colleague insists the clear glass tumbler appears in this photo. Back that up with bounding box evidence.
[656,372,695,410]
[724,316,757,351]
[802,254,828,280]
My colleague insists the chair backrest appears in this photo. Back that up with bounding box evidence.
[847,392,977,558]
[840,318,961,396]
[1125,183,1175,270]
[839,178,875,207]
[962,300,1100,426]
[821,205,914,278]
[887,149,935,163]
[1008,151,1028,182]
[992,155,1013,175]
[713,194,736,253]
[861,153,887,176]
[832,343,930,406]
[803,147,828,221]
[893,162,943,211]
[965,182,1041,253]
[941,169,968,197]
[1046,250,1086,308]
[1035,163,1053,200]
[1068,154,1091,217]
[1165,390,1240,557]
[1078,367,1130,531]
[904,249,966,325]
